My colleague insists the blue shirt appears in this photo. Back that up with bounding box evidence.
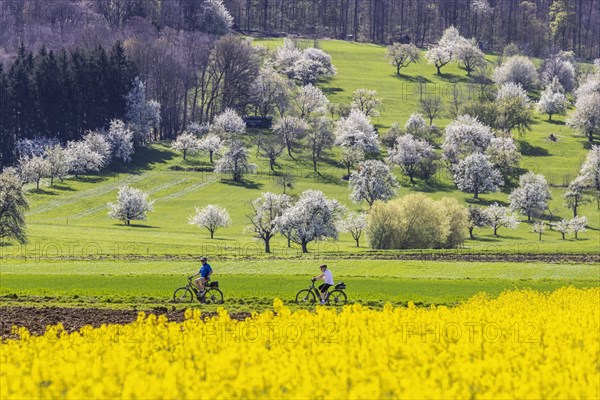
[199,263,212,278]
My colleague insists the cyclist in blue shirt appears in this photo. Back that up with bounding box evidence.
[191,257,213,294]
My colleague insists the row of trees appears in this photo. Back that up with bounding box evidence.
[224,0,600,59]
[0,43,137,168]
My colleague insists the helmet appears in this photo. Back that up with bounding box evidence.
[320,264,327,269]
[201,257,208,262]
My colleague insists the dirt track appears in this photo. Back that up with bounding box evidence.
[0,307,251,339]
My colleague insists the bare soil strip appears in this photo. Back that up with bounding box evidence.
[2,253,599,263]
[0,307,251,339]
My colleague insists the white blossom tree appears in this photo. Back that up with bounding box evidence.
[198,0,233,35]
[404,112,427,136]
[214,140,256,182]
[486,137,521,178]
[540,53,576,93]
[306,116,335,172]
[125,77,160,146]
[44,144,69,186]
[198,134,223,164]
[537,85,567,121]
[82,131,112,167]
[189,204,231,239]
[340,147,365,175]
[274,190,345,253]
[172,132,201,160]
[425,26,465,75]
[212,108,246,138]
[563,178,590,217]
[250,67,291,117]
[334,109,380,153]
[65,141,105,177]
[246,192,292,253]
[387,134,435,184]
[509,172,551,221]
[273,41,336,85]
[467,205,492,238]
[106,119,134,164]
[532,221,546,241]
[15,137,58,159]
[577,145,600,209]
[425,46,453,76]
[442,115,494,165]
[483,202,520,236]
[453,153,502,199]
[551,219,572,239]
[492,55,538,91]
[107,186,154,226]
[496,82,530,107]
[568,90,600,142]
[386,43,420,75]
[349,160,399,207]
[456,40,486,76]
[18,156,50,190]
[186,122,211,137]
[273,116,309,159]
[274,39,303,77]
[338,211,367,247]
[569,215,587,239]
[293,84,329,119]
[351,89,382,117]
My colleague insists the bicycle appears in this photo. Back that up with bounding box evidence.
[173,276,224,304]
[295,280,347,305]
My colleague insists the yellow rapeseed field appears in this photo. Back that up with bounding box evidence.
[1,287,599,399]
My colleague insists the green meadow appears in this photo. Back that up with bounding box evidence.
[1,39,598,310]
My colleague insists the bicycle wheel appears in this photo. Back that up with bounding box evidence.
[204,288,224,304]
[328,290,347,305]
[173,287,194,303]
[295,289,316,304]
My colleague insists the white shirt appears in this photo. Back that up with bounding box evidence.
[322,269,334,285]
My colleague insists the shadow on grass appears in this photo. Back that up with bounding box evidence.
[465,197,510,207]
[74,176,108,184]
[518,141,550,156]
[322,86,344,95]
[219,179,263,190]
[313,171,346,186]
[29,188,58,195]
[413,179,455,193]
[547,119,565,126]
[117,145,176,174]
[392,74,433,83]
[437,73,471,84]
[50,183,76,191]
[111,224,160,229]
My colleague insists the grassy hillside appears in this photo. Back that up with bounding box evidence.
[0,40,597,257]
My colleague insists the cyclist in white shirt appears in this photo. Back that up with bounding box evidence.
[312,264,334,304]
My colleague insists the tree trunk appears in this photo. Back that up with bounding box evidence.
[265,238,270,253]
[548,113,552,121]
[50,176,54,186]
[538,232,542,241]
[301,240,308,253]
[493,226,498,236]
[36,179,40,190]
[436,65,441,75]
[561,232,565,239]
[474,190,479,199]
[209,151,214,163]
[210,230,214,239]
[183,150,187,160]
[355,237,359,247]
[469,227,474,239]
